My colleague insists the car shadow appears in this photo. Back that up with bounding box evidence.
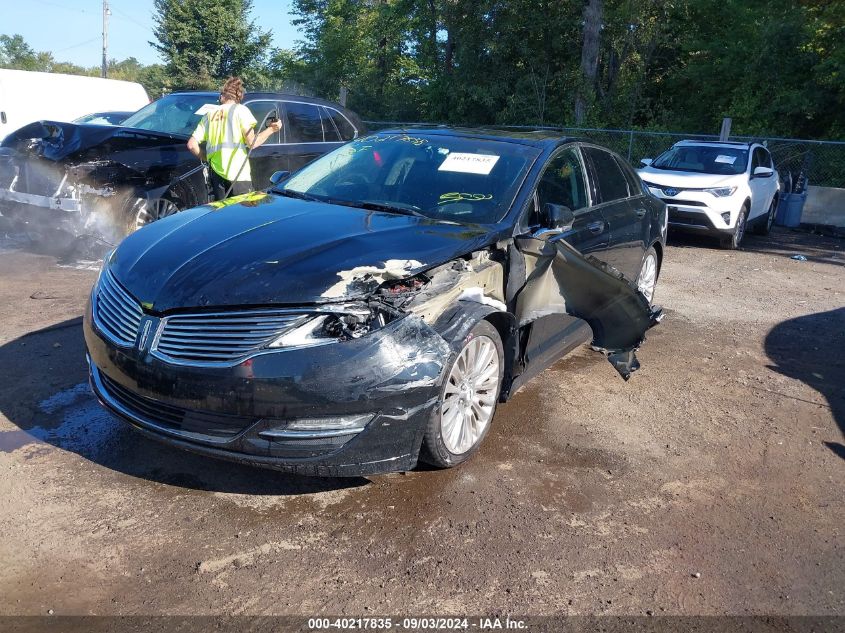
[764,307,845,461]
[668,226,844,267]
[0,317,369,495]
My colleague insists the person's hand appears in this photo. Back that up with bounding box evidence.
[268,120,283,132]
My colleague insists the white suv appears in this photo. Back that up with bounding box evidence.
[637,140,780,249]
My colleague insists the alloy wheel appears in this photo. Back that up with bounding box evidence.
[637,252,658,303]
[133,198,179,231]
[766,199,776,231]
[440,335,500,455]
[733,208,747,247]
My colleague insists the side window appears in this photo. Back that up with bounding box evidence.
[320,107,341,142]
[328,108,357,141]
[245,101,281,144]
[751,147,767,170]
[583,147,630,203]
[531,147,588,226]
[615,155,644,196]
[284,102,324,143]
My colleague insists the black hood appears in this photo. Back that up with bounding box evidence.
[2,120,189,163]
[109,193,493,312]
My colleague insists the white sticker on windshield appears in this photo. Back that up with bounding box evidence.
[715,155,737,164]
[195,104,221,116]
[438,153,500,175]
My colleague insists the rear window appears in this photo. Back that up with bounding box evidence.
[285,102,324,143]
[583,147,630,203]
[327,108,356,141]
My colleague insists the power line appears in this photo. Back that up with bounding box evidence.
[109,4,149,29]
[53,37,100,54]
[28,0,90,14]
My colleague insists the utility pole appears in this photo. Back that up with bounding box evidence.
[101,0,110,78]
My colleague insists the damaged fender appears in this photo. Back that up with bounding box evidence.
[515,233,662,380]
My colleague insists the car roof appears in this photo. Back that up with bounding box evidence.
[377,125,581,148]
[674,139,759,149]
[167,91,352,111]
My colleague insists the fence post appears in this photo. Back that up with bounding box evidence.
[627,131,634,161]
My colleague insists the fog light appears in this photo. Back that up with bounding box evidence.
[721,212,731,225]
[259,414,374,439]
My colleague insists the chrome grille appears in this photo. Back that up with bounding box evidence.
[153,310,306,364]
[93,270,144,346]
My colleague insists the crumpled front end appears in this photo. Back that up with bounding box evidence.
[0,121,208,242]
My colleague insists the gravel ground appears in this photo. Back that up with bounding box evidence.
[0,226,842,617]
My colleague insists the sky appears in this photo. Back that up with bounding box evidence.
[2,0,303,68]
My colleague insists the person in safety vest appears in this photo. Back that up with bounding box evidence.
[187,76,282,198]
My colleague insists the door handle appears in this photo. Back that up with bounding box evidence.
[587,220,606,234]
[635,208,647,218]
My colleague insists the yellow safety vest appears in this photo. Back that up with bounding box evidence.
[192,104,256,182]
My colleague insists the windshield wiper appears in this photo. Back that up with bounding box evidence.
[274,188,324,202]
[339,200,428,218]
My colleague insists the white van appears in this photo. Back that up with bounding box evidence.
[0,69,149,140]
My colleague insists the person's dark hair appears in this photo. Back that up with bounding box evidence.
[220,77,245,103]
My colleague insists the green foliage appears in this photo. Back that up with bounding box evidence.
[287,0,844,139]
[151,0,272,89]
[3,0,843,139]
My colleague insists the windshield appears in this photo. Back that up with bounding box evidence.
[121,94,217,136]
[652,145,748,175]
[279,133,540,224]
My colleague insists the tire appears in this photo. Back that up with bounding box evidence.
[120,193,181,236]
[420,319,504,468]
[754,195,777,235]
[720,203,749,250]
[636,246,659,304]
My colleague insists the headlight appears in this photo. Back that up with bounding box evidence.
[268,309,392,349]
[704,186,737,197]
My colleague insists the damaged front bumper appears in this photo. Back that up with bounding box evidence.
[0,187,83,213]
[84,302,451,476]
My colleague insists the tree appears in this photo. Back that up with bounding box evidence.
[151,0,272,89]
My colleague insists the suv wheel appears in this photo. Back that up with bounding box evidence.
[721,204,749,250]
[421,320,503,468]
[755,196,777,235]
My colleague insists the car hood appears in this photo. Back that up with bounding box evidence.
[1,120,188,162]
[109,193,494,312]
[637,166,741,189]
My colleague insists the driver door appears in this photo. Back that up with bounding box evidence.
[517,146,608,372]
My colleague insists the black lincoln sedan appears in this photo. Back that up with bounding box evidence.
[84,128,666,476]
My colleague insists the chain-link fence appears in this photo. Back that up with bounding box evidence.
[364,121,845,189]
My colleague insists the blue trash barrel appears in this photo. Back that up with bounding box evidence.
[775,192,807,228]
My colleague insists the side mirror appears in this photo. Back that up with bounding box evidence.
[753,166,773,178]
[545,203,575,230]
[531,203,575,240]
[640,158,653,166]
[269,170,290,186]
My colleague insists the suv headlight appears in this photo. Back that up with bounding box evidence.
[704,186,737,197]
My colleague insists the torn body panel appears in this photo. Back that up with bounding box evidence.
[514,234,662,379]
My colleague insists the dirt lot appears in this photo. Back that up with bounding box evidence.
[0,226,842,618]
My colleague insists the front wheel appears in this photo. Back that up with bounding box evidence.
[420,320,504,468]
[720,204,749,250]
[121,195,181,235]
